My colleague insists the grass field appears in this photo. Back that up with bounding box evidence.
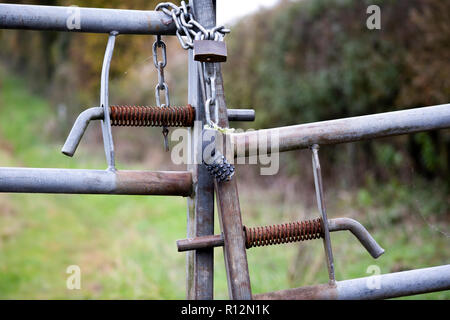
[0,68,448,299]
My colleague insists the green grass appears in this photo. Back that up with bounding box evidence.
[0,69,188,299]
[0,68,448,299]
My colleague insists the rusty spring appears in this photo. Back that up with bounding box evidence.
[244,218,324,249]
[109,105,195,127]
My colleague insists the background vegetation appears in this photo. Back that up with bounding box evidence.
[0,0,448,299]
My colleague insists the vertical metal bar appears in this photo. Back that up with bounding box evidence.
[100,32,117,171]
[215,75,252,299]
[311,144,336,283]
[213,38,253,300]
[186,0,215,300]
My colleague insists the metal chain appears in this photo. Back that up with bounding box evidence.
[156,1,229,129]
[153,35,170,151]
[156,1,230,50]
[203,62,218,127]
[156,1,235,181]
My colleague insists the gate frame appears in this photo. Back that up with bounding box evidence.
[0,1,449,300]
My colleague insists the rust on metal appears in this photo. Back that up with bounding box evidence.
[110,105,195,127]
[176,217,384,260]
[116,170,192,196]
[231,103,450,157]
[214,62,252,300]
[244,218,323,249]
[253,283,338,300]
[177,219,323,252]
[254,265,450,300]
[177,234,224,252]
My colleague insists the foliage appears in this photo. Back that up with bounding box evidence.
[223,0,449,181]
[0,0,167,110]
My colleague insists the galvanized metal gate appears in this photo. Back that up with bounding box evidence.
[0,1,449,300]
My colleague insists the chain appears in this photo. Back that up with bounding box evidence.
[203,62,218,127]
[156,1,229,129]
[156,1,230,50]
[153,35,170,151]
[155,1,235,181]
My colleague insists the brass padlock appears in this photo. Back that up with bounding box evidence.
[193,40,227,63]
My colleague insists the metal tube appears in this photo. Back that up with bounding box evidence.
[177,234,224,252]
[0,4,176,35]
[232,103,450,156]
[328,218,384,259]
[253,265,450,300]
[177,218,384,259]
[62,107,254,157]
[61,107,103,157]
[0,168,192,196]
[227,109,255,122]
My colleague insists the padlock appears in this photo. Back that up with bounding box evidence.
[193,40,227,63]
[204,149,235,182]
[202,128,235,182]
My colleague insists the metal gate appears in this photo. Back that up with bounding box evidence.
[0,1,449,300]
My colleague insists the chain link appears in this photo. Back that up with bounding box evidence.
[156,1,229,50]
[203,63,218,126]
[153,35,170,107]
[153,34,170,151]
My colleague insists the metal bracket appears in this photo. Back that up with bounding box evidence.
[311,144,335,284]
[61,32,118,170]
[101,32,118,171]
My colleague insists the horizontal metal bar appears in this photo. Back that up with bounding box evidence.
[227,109,255,122]
[177,234,224,251]
[177,218,384,259]
[0,168,192,196]
[0,4,176,35]
[232,103,450,156]
[253,264,450,300]
[61,107,255,158]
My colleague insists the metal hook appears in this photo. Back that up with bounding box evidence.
[61,107,104,157]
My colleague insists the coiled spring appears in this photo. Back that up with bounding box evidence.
[109,105,195,127]
[244,218,324,249]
